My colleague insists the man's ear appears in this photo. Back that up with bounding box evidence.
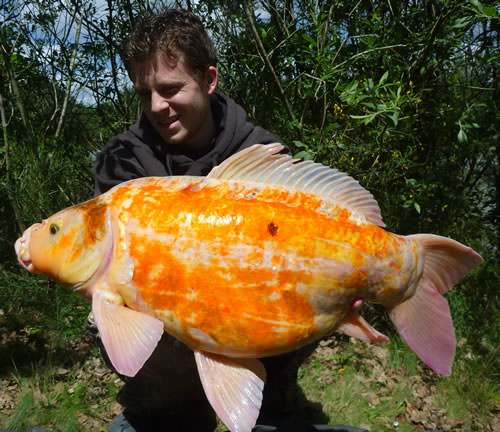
[206,66,218,95]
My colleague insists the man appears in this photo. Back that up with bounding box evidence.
[94,9,278,193]
[95,8,365,432]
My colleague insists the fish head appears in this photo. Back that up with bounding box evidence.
[15,199,112,289]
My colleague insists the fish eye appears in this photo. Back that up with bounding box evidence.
[49,224,60,235]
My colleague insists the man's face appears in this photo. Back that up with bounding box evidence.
[131,52,218,148]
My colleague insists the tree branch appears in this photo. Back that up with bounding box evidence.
[0,42,29,131]
[105,0,125,114]
[0,91,25,233]
[331,44,407,72]
[55,8,83,139]
[243,1,296,123]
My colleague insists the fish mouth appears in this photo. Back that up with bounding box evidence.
[15,234,33,271]
[15,223,42,272]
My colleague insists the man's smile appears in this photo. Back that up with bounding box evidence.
[158,115,180,127]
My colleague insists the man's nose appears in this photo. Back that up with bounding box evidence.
[151,91,169,113]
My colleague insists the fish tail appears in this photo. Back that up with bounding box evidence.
[388,234,482,376]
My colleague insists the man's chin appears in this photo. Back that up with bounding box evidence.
[159,130,186,146]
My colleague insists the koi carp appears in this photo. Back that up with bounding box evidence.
[15,144,482,432]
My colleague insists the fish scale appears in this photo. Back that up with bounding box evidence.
[106,176,414,357]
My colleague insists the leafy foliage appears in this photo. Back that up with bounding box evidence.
[0,0,498,428]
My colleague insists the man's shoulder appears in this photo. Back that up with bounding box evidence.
[99,133,128,157]
[94,121,157,194]
[100,123,142,154]
[99,115,159,160]
[211,91,285,159]
[212,91,256,129]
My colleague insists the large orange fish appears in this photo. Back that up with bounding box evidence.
[15,144,481,432]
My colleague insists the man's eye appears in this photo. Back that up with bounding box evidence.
[160,86,179,98]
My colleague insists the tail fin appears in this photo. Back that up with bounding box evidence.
[388,234,482,376]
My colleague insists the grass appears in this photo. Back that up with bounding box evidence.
[1,356,120,431]
[298,341,417,431]
[0,268,119,431]
[1,336,498,431]
[296,339,499,431]
[434,350,500,430]
[6,379,82,432]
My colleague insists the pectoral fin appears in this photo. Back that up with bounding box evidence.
[338,312,389,344]
[92,291,164,377]
[194,351,266,432]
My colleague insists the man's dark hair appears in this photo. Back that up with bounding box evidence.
[122,9,217,78]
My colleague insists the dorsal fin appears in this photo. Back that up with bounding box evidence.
[208,143,385,227]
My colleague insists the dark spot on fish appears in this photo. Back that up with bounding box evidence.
[268,222,278,236]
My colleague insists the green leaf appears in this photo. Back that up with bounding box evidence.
[379,71,389,85]
[414,202,421,214]
[10,53,21,66]
[389,112,399,126]
[302,33,316,46]
[292,140,307,149]
[451,17,471,29]
[350,113,378,125]
[483,5,498,17]
[469,0,499,17]
[294,150,315,160]
[458,129,468,144]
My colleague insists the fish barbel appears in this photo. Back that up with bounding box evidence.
[15,143,482,432]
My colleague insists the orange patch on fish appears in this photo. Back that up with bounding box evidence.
[128,232,316,355]
[75,200,108,246]
[55,227,77,252]
[104,177,407,358]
